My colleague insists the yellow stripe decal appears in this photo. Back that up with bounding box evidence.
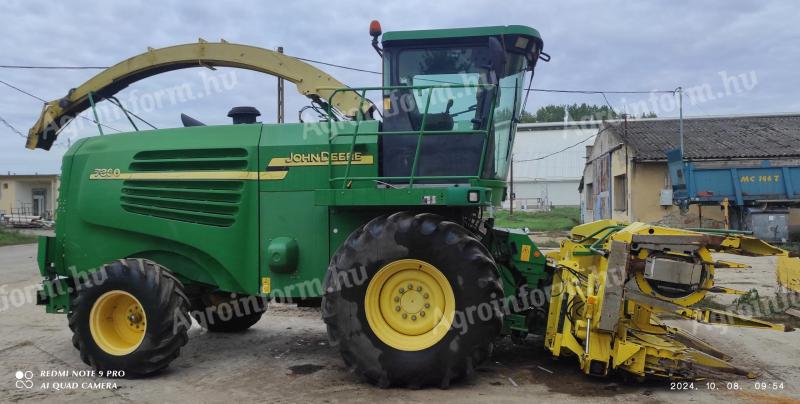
[89,171,288,181]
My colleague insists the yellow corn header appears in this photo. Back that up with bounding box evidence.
[544,220,796,379]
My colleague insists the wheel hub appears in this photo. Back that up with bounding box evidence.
[365,259,455,351]
[399,289,425,314]
[89,290,147,356]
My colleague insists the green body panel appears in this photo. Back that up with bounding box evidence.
[256,122,377,296]
[491,228,549,304]
[38,119,517,301]
[41,278,70,313]
[314,186,493,207]
[503,313,528,334]
[53,125,264,293]
[491,228,549,336]
[37,235,56,277]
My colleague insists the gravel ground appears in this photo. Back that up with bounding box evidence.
[1,243,798,403]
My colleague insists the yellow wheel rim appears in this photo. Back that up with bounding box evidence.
[365,259,455,351]
[89,290,147,356]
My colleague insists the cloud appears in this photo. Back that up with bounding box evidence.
[0,0,797,173]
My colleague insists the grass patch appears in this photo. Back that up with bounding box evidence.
[0,227,37,247]
[494,207,580,231]
[535,240,562,248]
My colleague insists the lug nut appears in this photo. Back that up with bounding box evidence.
[399,287,405,293]
[395,306,401,312]
[407,283,413,289]
[402,313,407,319]
[394,296,400,302]
[424,303,430,308]
[411,315,417,321]
[420,311,425,317]
[423,293,429,299]
[416,286,422,292]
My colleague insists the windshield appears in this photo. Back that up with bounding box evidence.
[491,70,525,179]
[394,47,490,129]
[380,43,527,182]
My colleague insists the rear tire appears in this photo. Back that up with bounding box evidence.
[323,212,503,388]
[191,292,267,332]
[68,258,190,377]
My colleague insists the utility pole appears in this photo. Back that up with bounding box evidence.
[509,155,514,216]
[277,46,285,123]
[678,86,683,158]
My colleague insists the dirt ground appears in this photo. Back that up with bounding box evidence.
[1,243,799,403]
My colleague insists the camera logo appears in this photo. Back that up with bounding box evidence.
[15,370,33,389]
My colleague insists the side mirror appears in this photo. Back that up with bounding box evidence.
[488,37,507,75]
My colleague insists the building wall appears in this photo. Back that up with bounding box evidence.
[506,179,580,209]
[511,121,598,211]
[0,180,16,214]
[0,176,60,218]
[582,126,625,221]
[629,162,725,227]
[513,124,594,180]
[580,127,729,228]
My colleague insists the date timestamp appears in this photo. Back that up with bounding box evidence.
[670,381,785,391]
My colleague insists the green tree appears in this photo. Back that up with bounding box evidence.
[522,103,627,123]
[519,110,537,123]
[535,104,567,122]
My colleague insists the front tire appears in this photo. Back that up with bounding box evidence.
[323,212,503,388]
[68,258,190,377]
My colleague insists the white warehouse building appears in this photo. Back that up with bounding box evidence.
[505,120,603,210]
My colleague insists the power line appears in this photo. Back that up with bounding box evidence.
[0,78,47,102]
[0,114,26,138]
[106,96,157,130]
[599,92,616,116]
[0,55,384,75]
[531,88,676,94]
[0,79,122,133]
[0,62,684,95]
[0,65,108,70]
[287,56,381,75]
[514,127,610,162]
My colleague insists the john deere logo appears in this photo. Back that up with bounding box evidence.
[268,152,374,167]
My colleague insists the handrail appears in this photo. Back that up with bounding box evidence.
[325,83,498,189]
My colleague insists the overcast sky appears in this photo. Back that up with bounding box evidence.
[1,0,798,174]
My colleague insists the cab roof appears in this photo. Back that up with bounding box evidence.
[382,25,542,44]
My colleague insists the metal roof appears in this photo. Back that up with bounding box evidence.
[605,113,800,161]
